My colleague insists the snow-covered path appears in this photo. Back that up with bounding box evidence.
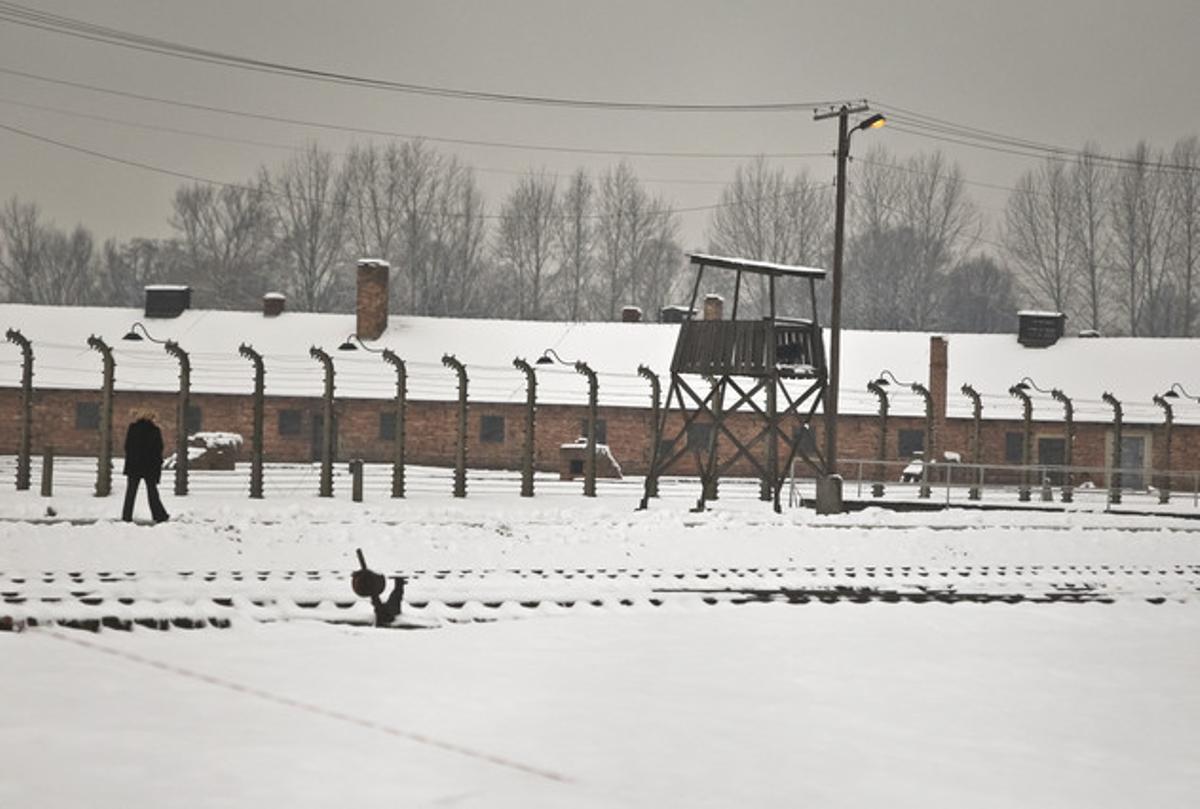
[2,476,1199,807]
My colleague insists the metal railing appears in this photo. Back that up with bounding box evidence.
[789,457,1200,510]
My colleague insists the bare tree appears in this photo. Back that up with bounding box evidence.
[261,144,350,312]
[1110,142,1176,335]
[99,237,182,306]
[1169,136,1200,336]
[496,171,558,319]
[1066,147,1111,332]
[847,149,977,329]
[0,196,45,303]
[171,182,272,309]
[554,169,594,321]
[938,254,1018,333]
[429,161,488,317]
[707,157,832,317]
[0,197,96,304]
[1005,158,1075,313]
[594,162,681,320]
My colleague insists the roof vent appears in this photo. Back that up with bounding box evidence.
[1017,310,1066,348]
[144,285,191,319]
[659,305,696,323]
[263,292,285,317]
[1078,328,1101,338]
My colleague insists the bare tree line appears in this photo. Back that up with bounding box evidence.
[2,137,1200,336]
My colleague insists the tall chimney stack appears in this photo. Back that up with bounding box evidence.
[356,258,390,340]
[703,294,724,321]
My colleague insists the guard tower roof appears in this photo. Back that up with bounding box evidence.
[689,252,828,280]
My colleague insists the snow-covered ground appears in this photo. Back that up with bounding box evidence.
[2,466,1198,808]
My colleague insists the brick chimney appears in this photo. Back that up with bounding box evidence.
[703,294,724,321]
[355,259,390,340]
[928,335,948,448]
[262,292,285,317]
[621,305,643,323]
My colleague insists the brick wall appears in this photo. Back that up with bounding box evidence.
[1,386,1196,484]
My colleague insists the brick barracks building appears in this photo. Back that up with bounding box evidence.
[3,260,1200,493]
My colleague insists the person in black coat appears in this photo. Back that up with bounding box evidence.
[121,409,170,523]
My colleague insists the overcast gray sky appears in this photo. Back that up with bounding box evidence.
[2,0,1199,252]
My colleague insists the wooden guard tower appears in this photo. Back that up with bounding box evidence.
[639,253,829,512]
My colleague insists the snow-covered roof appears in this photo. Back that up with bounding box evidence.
[689,252,827,279]
[1,302,1198,424]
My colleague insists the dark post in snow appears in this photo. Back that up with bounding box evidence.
[310,346,335,498]
[5,329,33,490]
[868,379,890,498]
[165,340,191,497]
[638,364,661,500]
[382,349,407,499]
[40,445,54,497]
[442,354,468,498]
[960,383,983,500]
[1102,392,1123,505]
[513,357,537,498]
[912,381,934,499]
[1051,388,1075,503]
[86,335,115,498]
[1009,384,1033,502]
[238,343,265,499]
[575,360,598,498]
[1153,393,1173,504]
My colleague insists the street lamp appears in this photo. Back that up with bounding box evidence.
[814,103,886,512]
[535,348,572,366]
[122,322,166,344]
[337,334,383,353]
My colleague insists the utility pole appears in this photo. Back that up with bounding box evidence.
[813,101,882,514]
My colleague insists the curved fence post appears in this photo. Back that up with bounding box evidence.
[960,383,982,500]
[869,379,890,498]
[1153,393,1173,504]
[442,354,468,498]
[310,346,335,497]
[1009,384,1033,502]
[238,343,265,499]
[638,364,661,500]
[1102,392,1123,505]
[86,335,115,497]
[912,381,933,499]
[165,340,191,497]
[382,349,407,499]
[1051,388,1075,502]
[575,361,598,498]
[514,358,536,497]
[5,329,33,490]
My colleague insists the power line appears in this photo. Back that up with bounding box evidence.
[0,1,842,113]
[0,95,735,187]
[0,66,830,161]
[0,118,819,223]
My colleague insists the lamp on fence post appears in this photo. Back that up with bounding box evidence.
[309,346,335,498]
[339,335,406,498]
[1154,387,1184,505]
[960,384,982,500]
[1102,392,1123,505]
[814,104,886,515]
[442,354,468,498]
[1009,382,1034,502]
[537,349,599,498]
[1017,377,1056,502]
[876,370,932,498]
[237,343,265,499]
[124,323,190,496]
[87,335,115,497]
[513,358,537,498]
[5,329,33,491]
[638,364,662,500]
[867,378,889,498]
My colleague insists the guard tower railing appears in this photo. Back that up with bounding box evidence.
[671,317,825,379]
